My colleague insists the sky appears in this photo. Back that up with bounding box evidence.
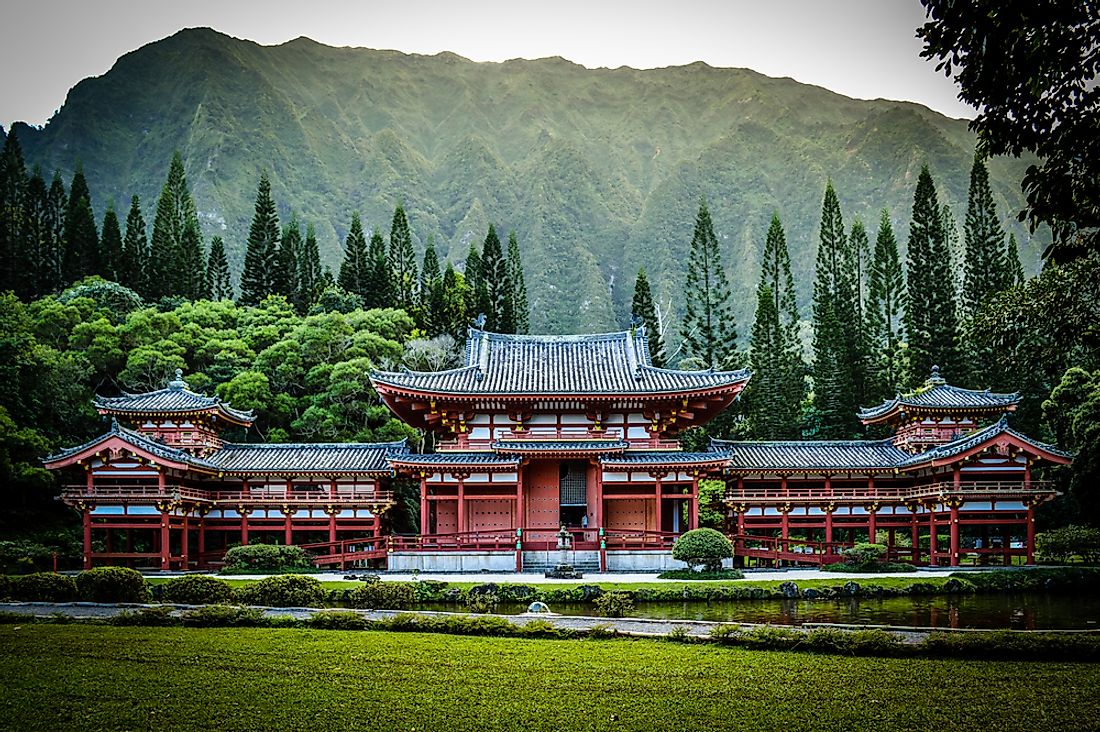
[0,0,974,129]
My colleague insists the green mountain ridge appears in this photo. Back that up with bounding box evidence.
[7,27,1044,334]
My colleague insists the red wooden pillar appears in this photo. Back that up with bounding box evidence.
[867,505,877,544]
[824,507,833,544]
[82,508,93,570]
[1026,504,1036,565]
[780,507,789,541]
[160,510,171,570]
[328,511,337,544]
[591,465,601,531]
[240,510,249,546]
[420,476,430,535]
[928,506,938,567]
[949,503,960,567]
[654,476,663,533]
[689,476,699,530]
[910,509,919,562]
[181,514,190,568]
[284,511,293,546]
[517,467,527,530]
[329,478,337,499]
[197,518,206,564]
[457,477,466,534]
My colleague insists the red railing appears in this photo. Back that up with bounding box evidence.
[62,483,393,505]
[602,529,680,550]
[726,480,1056,504]
[437,431,681,451]
[727,533,851,566]
[388,530,518,552]
[299,537,388,568]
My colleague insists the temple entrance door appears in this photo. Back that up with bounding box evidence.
[559,461,588,528]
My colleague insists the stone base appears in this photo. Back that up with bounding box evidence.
[387,551,516,573]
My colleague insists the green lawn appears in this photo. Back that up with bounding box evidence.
[2,625,1097,731]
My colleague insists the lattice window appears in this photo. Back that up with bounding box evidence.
[559,462,587,506]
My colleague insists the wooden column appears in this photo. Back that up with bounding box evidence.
[198,518,206,562]
[82,508,93,570]
[329,511,337,544]
[284,511,293,546]
[591,465,601,531]
[689,476,699,530]
[949,503,960,567]
[457,477,466,534]
[157,470,166,495]
[654,476,663,533]
[911,509,920,562]
[928,506,938,567]
[518,465,527,530]
[329,478,337,499]
[181,514,189,568]
[420,476,430,535]
[867,505,877,544]
[824,508,833,544]
[1026,504,1036,565]
[240,511,249,546]
[160,510,171,570]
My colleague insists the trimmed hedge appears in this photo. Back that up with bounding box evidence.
[76,567,149,603]
[12,573,78,602]
[347,581,417,610]
[221,544,314,573]
[234,575,324,607]
[161,575,235,605]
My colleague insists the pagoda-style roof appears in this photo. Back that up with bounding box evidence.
[492,439,628,455]
[713,438,908,473]
[389,452,521,473]
[599,452,730,470]
[208,440,408,475]
[898,417,1073,468]
[859,366,1019,424]
[95,370,254,426]
[43,419,217,471]
[371,327,750,398]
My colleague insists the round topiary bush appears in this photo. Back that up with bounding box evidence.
[672,528,733,572]
[841,543,887,567]
[161,575,235,605]
[347,581,416,610]
[234,575,324,607]
[76,566,150,603]
[12,572,78,602]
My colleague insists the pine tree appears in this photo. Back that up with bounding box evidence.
[296,223,322,310]
[239,173,280,306]
[904,166,959,384]
[22,168,50,299]
[631,268,665,367]
[207,236,232,300]
[942,204,964,301]
[811,182,858,437]
[62,165,99,285]
[148,153,203,299]
[750,214,804,438]
[681,199,738,369]
[848,217,872,406]
[338,211,369,298]
[388,204,417,311]
[119,195,148,295]
[962,153,1008,317]
[98,203,123,282]
[465,242,488,322]
[746,285,786,439]
[363,227,391,309]
[1005,233,1025,288]
[419,237,443,334]
[0,130,27,293]
[441,263,469,341]
[275,216,301,297]
[866,210,906,401]
[480,224,509,331]
[506,232,529,335]
[41,171,67,294]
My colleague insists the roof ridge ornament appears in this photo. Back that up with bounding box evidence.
[167,368,188,391]
[476,327,490,381]
[927,364,946,387]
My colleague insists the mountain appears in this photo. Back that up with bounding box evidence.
[8,28,1044,335]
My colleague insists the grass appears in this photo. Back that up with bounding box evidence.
[2,624,1098,731]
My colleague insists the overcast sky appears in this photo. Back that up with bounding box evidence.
[0,0,973,129]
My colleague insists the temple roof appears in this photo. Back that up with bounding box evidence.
[208,440,408,474]
[599,451,730,467]
[44,419,217,469]
[371,327,750,397]
[897,417,1073,467]
[95,370,255,425]
[492,439,628,454]
[859,366,1019,423]
[713,438,909,472]
[389,452,521,470]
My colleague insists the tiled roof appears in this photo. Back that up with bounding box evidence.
[493,440,628,453]
[208,440,408,474]
[371,328,750,396]
[44,420,216,469]
[859,366,1019,421]
[600,451,729,466]
[390,452,521,468]
[95,371,254,424]
[712,438,909,471]
[899,417,1074,466]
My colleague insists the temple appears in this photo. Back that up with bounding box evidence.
[46,328,1071,572]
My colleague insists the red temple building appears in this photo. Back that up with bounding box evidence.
[46,329,1071,572]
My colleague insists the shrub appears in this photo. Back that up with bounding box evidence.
[180,605,269,628]
[0,575,11,600]
[76,567,149,603]
[307,611,368,631]
[110,607,178,627]
[463,592,498,614]
[221,544,314,573]
[593,590,634,618]
[656,568,745,580]
[586,623,619,640]
[12,572,78,602]
[347,581,417,610]
[841,543,888,567]
[1036,526,1100,564]
[161,575,235,605]
[234,575,324,607]
[666,626,691,643]
[671,528,733,572]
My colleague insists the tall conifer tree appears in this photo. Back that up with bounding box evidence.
[148,153,203,299]
[275,216,301,297]
[962,153,1008,316]
[99,203,123,282]
[419,237,443,334]
[904,166,959,384]
[42,172,67,294]
[811,182,858,437]
[866,210,906,401]
[506,232,529,335]
[207,236,232,300]
[747,285,787,439]
[338,211,369,298]
[681,199,737,369]
[441,263,469,341]
[0,130,27,293]
[296,223,322,310]
[1005,233,1025,288]
[388,204,417,311]
[22,169,51,299]
[363,227,391,309]
[119,195,148,295]
[465,242,486,321]
[631,268,665,368]
[481,224,509,331]
[239,173,280,306]
[62,166,99,285]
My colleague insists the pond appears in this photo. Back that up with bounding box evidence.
[427,594,1100,630]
